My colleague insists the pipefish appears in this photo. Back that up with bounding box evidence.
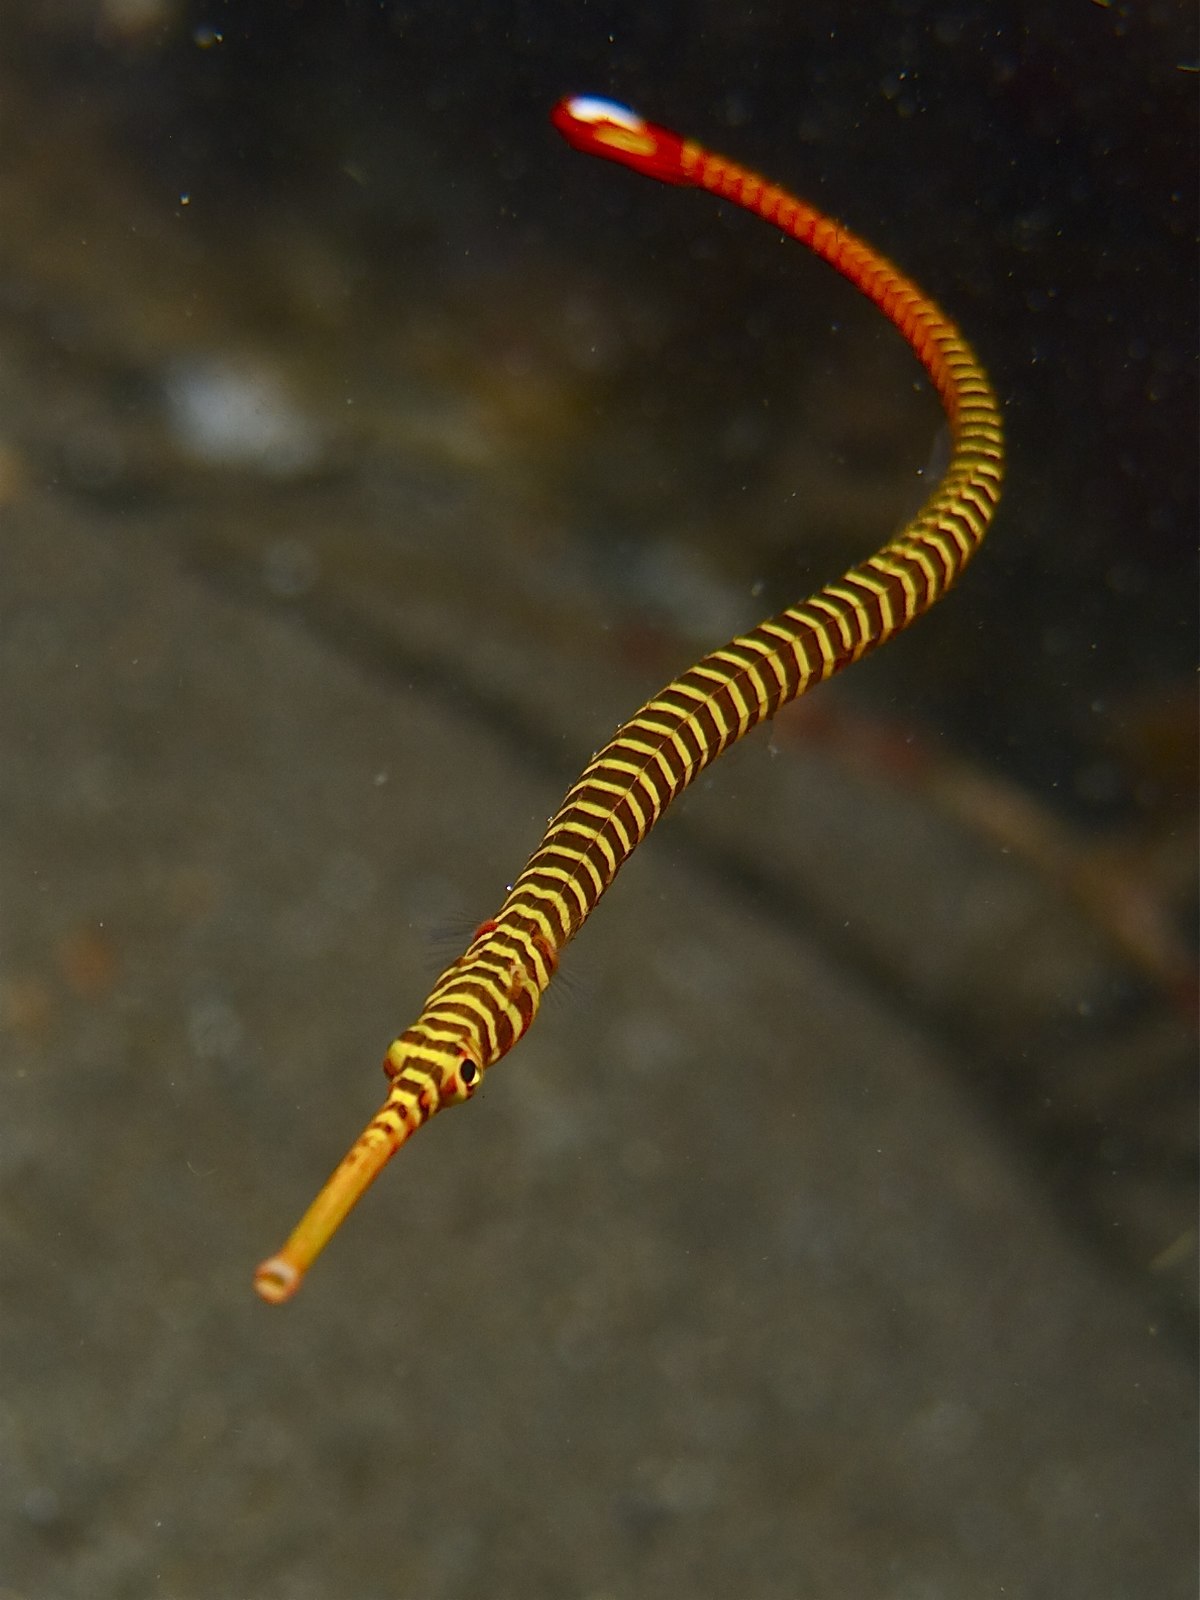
[255,96,1004,1303]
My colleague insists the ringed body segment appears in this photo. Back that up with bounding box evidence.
[254,95,1003,1303]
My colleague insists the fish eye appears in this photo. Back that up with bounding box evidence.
[459,1058,479,1087]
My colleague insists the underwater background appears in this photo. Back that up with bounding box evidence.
[0,3,1195,1596]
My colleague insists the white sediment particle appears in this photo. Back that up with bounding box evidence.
[164,356,322,475]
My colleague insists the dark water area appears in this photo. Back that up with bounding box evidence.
[0,5,1195,1598]
[59,1,1200,811]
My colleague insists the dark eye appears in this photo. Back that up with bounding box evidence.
[460,1059,478,1086]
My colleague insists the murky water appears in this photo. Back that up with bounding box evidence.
[1,7,1194,1597]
